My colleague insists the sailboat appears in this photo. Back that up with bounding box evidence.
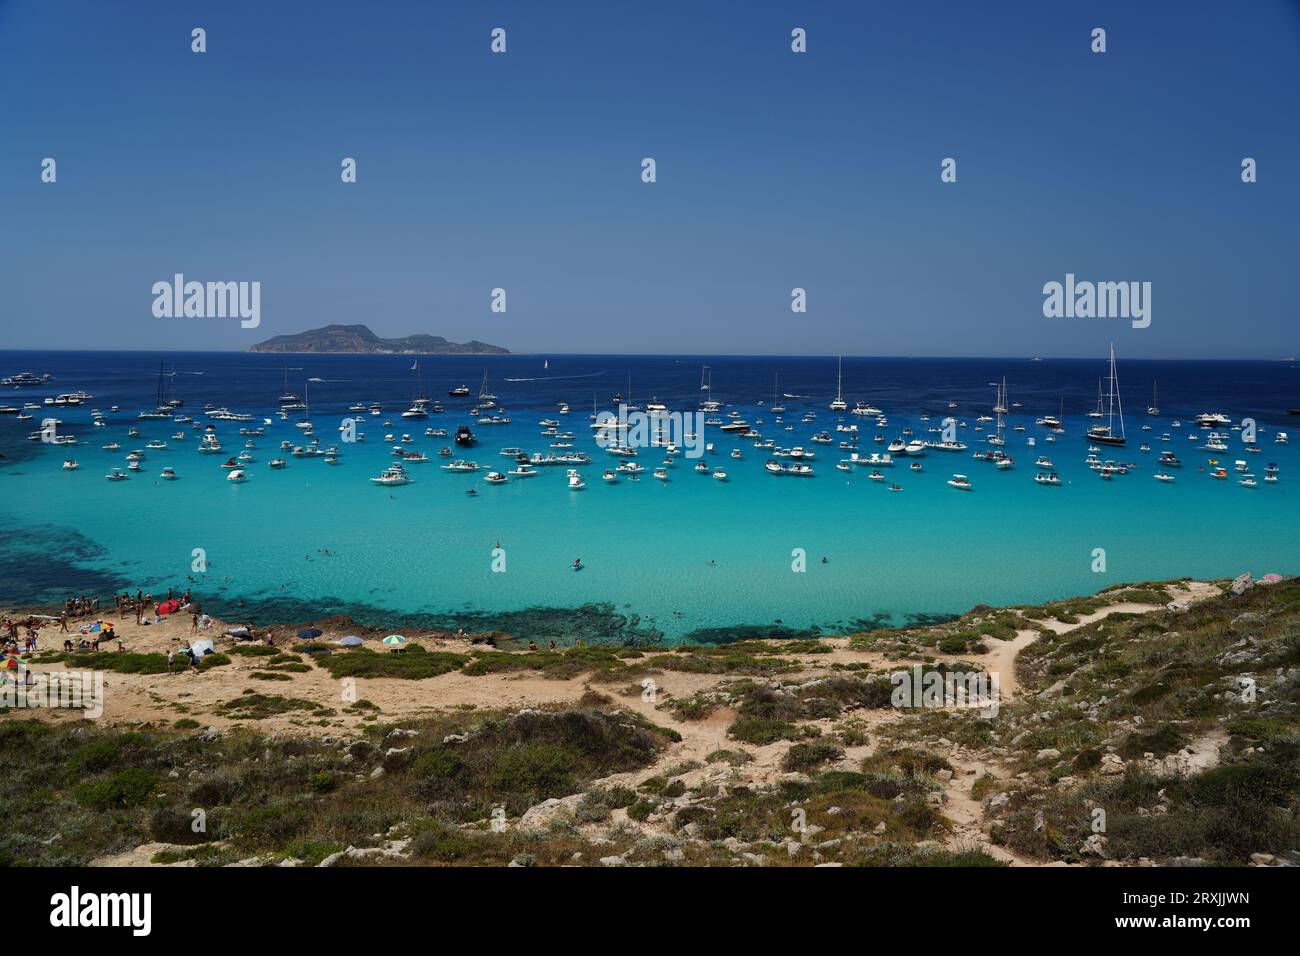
[278,366,300,403]
[988,378,1008,446]
[478,370,496,408]
[770,374,785,413]
[544,359,549,370]
[1088,378,1104,418]
[830,356,847,411]
[138,361,175,419]
[1086,344,1127,447]
[296,380,314,431]
[1147,381,1159,416]
[402,362,429,419]
[700,365,710,392]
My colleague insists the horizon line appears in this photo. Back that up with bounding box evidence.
[0,346,1296,364]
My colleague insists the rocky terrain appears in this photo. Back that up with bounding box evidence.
[3,576,1297,868]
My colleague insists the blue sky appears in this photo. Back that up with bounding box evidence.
[1,0,1297,358]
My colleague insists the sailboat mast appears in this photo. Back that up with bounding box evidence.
[1110,344,1125,438]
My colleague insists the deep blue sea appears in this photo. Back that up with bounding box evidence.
[2,350,1297,644]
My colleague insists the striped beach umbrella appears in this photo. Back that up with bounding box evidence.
[382,634,407,647]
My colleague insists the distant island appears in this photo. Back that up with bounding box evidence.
[249,324,508,355]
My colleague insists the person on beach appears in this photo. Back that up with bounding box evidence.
[167,648,174,673]
[60,612,68,633]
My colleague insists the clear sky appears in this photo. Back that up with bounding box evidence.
[1,0,1297,358]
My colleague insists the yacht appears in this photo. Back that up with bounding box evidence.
[1147,382,1159,416]
[1085,344,1127,447]
[1196,412,1231,428]
[370,467,410,486]
[829,356,847,411]
[448,385,471,397]
[567,470,586,490]
[765,460,815,476]
[509,463,540,478]
[1035,456,1053,469]
[455,425,477,446]
[947,474,973,490]
[441,460,479,472]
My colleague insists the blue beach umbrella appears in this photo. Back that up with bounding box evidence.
[337,636,364,647]
[297,627,323,639]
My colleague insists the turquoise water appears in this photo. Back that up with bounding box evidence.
[2,352,1297,643]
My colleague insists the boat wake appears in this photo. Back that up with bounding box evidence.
[504,371,608,382]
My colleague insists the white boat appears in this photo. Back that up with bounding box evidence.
[567,470,585,490]
[712,469,728,481]
[765,460,814,476]
[1147,381,1159,416]
[268,458,287,468]
[62,459,79,470]
[1035,456,1053,469]
[947,474,972,490]
[161,467,178,480]
[601,469,618,482]
[370,465,409,486]
[226,469,246,483]
[509,464,540,478]
[654,468,669,481]
[483,471,508,484]
[829,355,847,411]
[1154,473,1175,482]
[106,468,128,481]
[1033,472,1061,485]
[441,460,479,472]
[1239,475,1257,488]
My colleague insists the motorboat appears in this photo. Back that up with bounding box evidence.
[947,474,972,490]
[567,470,586,490]
[161,467,178,480]
[1033,472,1061,485]
[483,471,508,484]
[370,465,409,486]
[226,469,247,483]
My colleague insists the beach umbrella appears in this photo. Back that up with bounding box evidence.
[297,627,323,639]
[158,599,180,616]
[337,636,364,647]
[1261,573,1284,584]
[382,635,407,646]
